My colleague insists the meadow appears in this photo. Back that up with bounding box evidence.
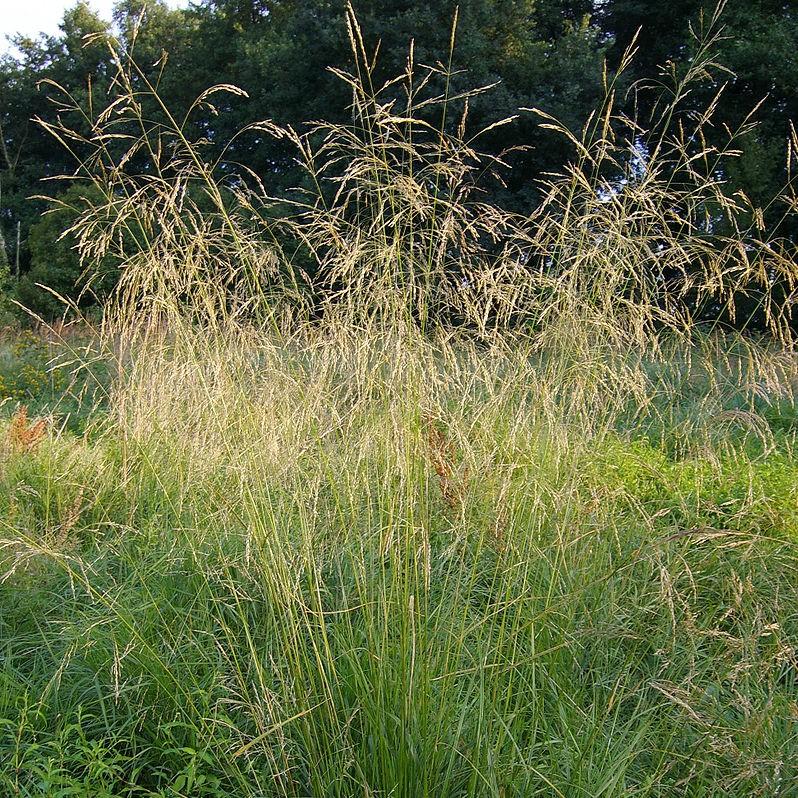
[1,7,797,796]
[0,323,797,797]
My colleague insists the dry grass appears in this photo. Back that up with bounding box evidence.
[6,405,47,453]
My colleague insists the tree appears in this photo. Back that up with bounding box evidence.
[0,1,196,287]
[598,0,798,228]
[0,2,113,279]
[0,225,8,272]
[183,0,607,206]
[16,184,119,319]
[2,0,797,324]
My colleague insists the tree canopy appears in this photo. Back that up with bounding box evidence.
[1,0,796,318]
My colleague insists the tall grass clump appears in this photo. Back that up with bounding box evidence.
[1,3,797,796]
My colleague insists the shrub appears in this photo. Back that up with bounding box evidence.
[15,184,119,320]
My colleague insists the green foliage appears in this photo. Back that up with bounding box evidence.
[0,330,796,796]
[2,1,798,321]
[0,4,797,795]
[16,185,120,320]
[45,10,798,337]
[599,0,798,229]
[0,1,114,275]
[0,227,15,324]
[0,331,69,403]
[0,328,109,429]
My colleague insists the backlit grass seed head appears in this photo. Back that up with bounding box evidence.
[39,2,798,351]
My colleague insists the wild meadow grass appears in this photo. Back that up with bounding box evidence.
[0,326,109,430]
[0,327,796,797]
[1,4,797,795]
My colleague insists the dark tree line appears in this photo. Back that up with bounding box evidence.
[1,0,796,316]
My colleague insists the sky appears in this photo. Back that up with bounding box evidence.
[0,0,189,55]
